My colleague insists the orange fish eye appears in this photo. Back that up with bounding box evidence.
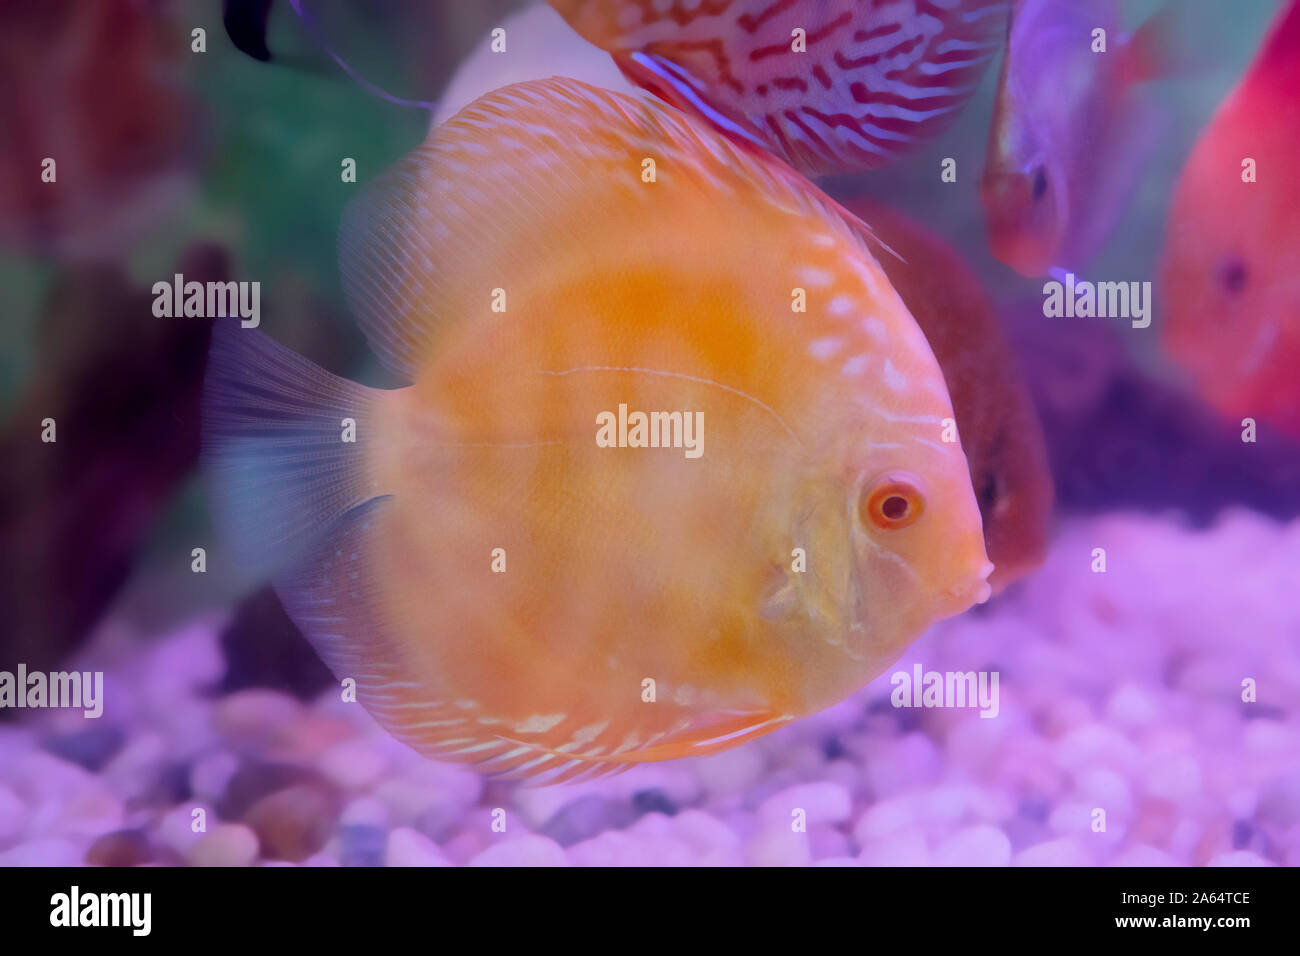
[860,473,925,530]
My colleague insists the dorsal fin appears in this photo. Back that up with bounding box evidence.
[337,77,884,382]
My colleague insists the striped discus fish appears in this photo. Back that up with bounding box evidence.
[548,0,1008,175]
[203,78,992,783]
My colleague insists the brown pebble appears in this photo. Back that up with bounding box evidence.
[244,784,342,862]
[218,761,327,819]
[86,829,155,867]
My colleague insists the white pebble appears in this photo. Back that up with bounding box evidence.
[858,827,928,866]
[469,835,569,867]
[317,737,390,791]
[853,796,918,842]
[1244,720,1300,756]
[386,827,453,867]
[100,732,166,794]
[1073,768,1133,817]
[1107,844,1184,867]
[0,838,83,867]
[1012,838,1090,867]
[758,782,851,827]
[863,733,942,795]
[1054,724,1141,775]
[1104,683,1161,728]
[1206,851,1276,867]
[341,797,390,827]
[156,803,213,856]
[568,831,644,867]
[932,825,1011,867]
[748,825,812,867]
[1142,753,1201,803]
[190,752,239,804]
[188,823,260,867]
[671,810,743,866]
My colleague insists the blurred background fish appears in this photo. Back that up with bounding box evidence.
[0,245,221,695]
[980,0,1178,276]
[547,0,1008,175]
[204,78,992,782]
[1160,0,1300,439]
[0,0,202,261]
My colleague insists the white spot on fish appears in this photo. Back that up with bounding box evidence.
[883,359,908,392]
[847,257,885,299]
[571,721,610,746]
[612,732,642,755]
[796,266,834,289]
[514,713,566,734]
[862,316,888,342]
[808,336,843,360]
[841,354,869,377]
[828,295,855,317]
[446,741,500,755]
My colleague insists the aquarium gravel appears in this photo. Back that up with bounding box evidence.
[2,510,1294,867]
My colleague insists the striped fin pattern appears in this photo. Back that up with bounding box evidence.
[551,0,1008,174]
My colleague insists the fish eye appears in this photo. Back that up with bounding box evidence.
[978,470,1000,511]
[1218,256,1247,295]
[1030,166,1048,202]
[979,470,1014,519]
[860,473,925,530]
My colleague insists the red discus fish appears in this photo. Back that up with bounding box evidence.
[548,0,1008,175]
[204,78,992,783]
[1160,0,1300,439]
[841,197,1053,592]
[0,0,198,260]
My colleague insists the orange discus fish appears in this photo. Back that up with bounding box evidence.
[203,78,991,783]
[1160,0,1300,439]
[841,198,1053,592]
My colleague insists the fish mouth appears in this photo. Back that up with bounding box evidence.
[943,560,995,614]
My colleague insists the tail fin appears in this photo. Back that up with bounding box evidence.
[201,323,385,580]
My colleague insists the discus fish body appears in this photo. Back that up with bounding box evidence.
[204,79,991,782]
[1160,0,1300,439]
[549,0,1008,176]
